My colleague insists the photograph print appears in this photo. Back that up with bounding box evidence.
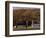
[5,1,45,37]
[13,7,40,31]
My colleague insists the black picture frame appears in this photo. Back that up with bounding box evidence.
[5,1,45,37]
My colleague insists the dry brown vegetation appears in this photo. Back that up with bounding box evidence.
[13,8,40,22]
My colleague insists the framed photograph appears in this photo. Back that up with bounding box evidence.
[5,1,45,37]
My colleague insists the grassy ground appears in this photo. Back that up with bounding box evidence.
[13,25,32,31]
